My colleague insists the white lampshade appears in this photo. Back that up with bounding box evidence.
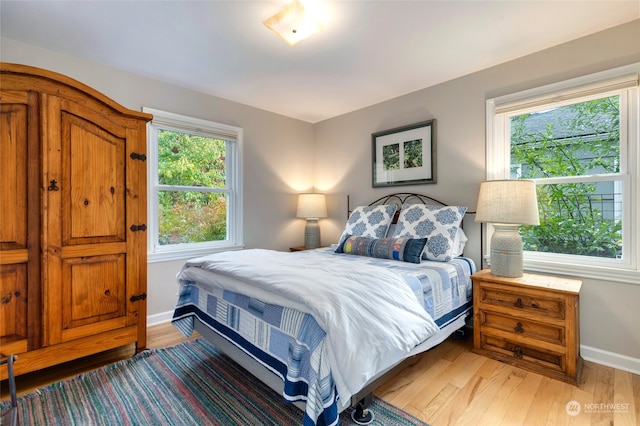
[475,180,539,278]
[263,0,322,46]
[475,180,540,226]
[296,193,327,219]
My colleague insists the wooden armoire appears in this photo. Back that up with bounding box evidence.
[0,63,152,379]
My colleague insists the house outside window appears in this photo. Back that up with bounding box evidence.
[486,65,639,284]
[144,108,243,262]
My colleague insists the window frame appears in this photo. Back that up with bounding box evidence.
[486,64,639,284]
[144,108,243,263]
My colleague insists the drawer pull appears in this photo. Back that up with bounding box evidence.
[514,322,524,333]
[514,298,523,308]
[513,346,523,358]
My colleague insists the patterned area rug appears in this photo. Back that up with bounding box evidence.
[2,339,428,425]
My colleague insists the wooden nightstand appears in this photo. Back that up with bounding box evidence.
[471,269,583,385]
[289,246,313,252]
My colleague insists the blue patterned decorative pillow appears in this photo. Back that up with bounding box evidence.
[335,234,427,264]
[392,204,467,262]
[338,204,397,244]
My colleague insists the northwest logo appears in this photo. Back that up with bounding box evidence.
[566,400,581,416]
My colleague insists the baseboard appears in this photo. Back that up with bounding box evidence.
[147,310,174,327]
[581,345,640,375]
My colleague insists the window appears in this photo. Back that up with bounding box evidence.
[486,65,639,284]
[144,108,243,262]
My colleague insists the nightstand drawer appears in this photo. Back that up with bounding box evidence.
[478,284,566,320]
[479,334,566,373]
[478,310,565,346]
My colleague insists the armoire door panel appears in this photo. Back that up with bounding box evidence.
[62,254,126,330]
[0,264,28,343]
[61,111,126,245]
[0,88,41,355]
[0,102,28,250]
[43,93,138,346]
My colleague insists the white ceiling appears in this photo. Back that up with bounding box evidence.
[1,1,638,123]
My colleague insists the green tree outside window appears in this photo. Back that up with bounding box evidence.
[510,96,622,258]
[157,130,228,245]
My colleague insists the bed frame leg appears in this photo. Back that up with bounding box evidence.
[452,327,469,340]
[351,393,375,425]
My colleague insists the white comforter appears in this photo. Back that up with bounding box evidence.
[177,249,439,402]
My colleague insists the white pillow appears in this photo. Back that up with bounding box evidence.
[392,204,467,262]
[453,228,468,257]
[338,204,398,244]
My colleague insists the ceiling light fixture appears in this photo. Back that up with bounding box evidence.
[263,0,322,46]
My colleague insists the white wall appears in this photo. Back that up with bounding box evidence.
[3,19,640,372]
[314,20,640,372]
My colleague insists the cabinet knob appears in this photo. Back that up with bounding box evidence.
[514,297,523,308]
[514,322,524,333]
[48,180,59,191]
[513,346,523,358]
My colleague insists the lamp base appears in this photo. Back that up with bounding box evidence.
[490,224,524,278]
[304,219,321,249]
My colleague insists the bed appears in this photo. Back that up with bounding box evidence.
[172,193,476,426]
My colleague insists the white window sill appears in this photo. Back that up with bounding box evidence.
[524,259,640,286]
[148,244,245,263]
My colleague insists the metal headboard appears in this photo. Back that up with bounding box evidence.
[347,192,475,225]
[347,192,480,262]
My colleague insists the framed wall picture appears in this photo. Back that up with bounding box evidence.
[372,119,436,187]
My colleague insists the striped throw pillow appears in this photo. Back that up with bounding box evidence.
[335,235,427,264]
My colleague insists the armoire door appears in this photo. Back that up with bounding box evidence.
[0,89,41,355]
[42,94,145,346]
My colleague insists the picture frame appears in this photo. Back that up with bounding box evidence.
[372,119,436,187]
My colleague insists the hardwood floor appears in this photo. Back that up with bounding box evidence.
[375,336,639,426]
[3,323,638,425]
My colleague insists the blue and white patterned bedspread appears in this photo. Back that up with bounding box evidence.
[173,284,336,425]
[313,248,475,328]
[172,248,474,426]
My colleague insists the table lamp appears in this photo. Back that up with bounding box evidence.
[296,193,327,249]
[475,180,539,277]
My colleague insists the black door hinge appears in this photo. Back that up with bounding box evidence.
[130,293,147,302]
[130,224,147,232]
[130,152,147,161]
